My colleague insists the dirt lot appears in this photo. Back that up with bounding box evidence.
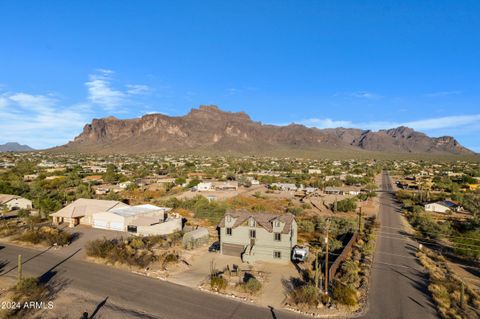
[168,247,299,308]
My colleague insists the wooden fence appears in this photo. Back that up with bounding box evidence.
[329,232,358,281]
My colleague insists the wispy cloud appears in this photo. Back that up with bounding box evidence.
[300,114,480,133]
[126,84,151,95]
[0,96,8,108]
[85,69,126,110]
[0,93,94,148]
[424,90,462,98]
[335,91,382,100]
[0,69,157,148]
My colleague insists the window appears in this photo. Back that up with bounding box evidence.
[249,218,256,227]
[226,215,232,222]
[274,251,281,259]
[226,227,232,236]
[275,221,281,227]
[274,233,281,241]
[249,229,256,238]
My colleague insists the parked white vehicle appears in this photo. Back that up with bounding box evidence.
[292,245,309,262]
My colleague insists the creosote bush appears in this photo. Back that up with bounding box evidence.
[332,282,358,306]
[210,275,227,292]
[85,235,181,268]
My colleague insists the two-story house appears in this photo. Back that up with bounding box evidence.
[218,210,297,264]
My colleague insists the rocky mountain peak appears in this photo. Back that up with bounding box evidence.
[57,106,474,155]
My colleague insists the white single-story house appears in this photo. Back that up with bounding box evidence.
[196,182,213,191]
[0,194,32,211]
[214,181,239,191]
[269,183,298,192]
[51,198,129,227]
[92,204,182,235]
[425,201,461,214]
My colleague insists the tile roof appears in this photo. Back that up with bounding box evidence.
[51,198,129,218]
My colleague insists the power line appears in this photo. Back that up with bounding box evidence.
[379,225,480,243]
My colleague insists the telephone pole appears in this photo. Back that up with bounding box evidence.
[18,254,22,281]
[324,220,330,294]
[358,207,363,235]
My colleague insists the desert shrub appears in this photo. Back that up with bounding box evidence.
[15,277,41,296]
[452,230,480,259]
[86,238,116,258]
[409,212,451,239]
[332,198,357,212]
[290,284,319,306]
[17,230,43,244]
[162,253,179,268]
[287,206,304,216]
[243,278,262,295]
[86,237,163,268]
[44,230,72,246]
[332,282,358,306]
[15,227,72,246]
[339,260,361,288]
[210,275,227,291]
[298,220,315,233]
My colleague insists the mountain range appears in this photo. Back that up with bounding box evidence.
[56,105,474,155]
[0,142,35,152]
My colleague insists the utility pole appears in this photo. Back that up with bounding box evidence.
[358,207,363,235]
[324,220,330,295]
[314,253,319,290]
[460,281,465,309]
[18,254,22,281]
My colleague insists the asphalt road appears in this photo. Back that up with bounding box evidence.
[0,171,439,319]
[362,171,438,319]
[0,243,304,319]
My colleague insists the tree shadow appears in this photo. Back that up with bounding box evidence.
[87,296,109,319]
[0,246,53,277]
[38,248,82,285]
[0,260,8,275]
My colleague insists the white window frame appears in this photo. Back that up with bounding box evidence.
[226,227,232,236]
[273,251,281,259]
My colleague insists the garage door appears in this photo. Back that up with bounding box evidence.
[222,243,245,257]
[93,219,108,229]
[110,222,124,231]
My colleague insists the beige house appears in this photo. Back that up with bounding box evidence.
[92,204,181,235]
[218,210,297,264]
[0,194,32,211]
[51,198,128,227]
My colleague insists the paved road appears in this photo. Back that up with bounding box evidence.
[0,171,439,319]
[0,243,304,319]
[362,171,438,319]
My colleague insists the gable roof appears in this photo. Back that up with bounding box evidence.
[0,194,20,204]
[435,200,458,208]
[218,209,295,234]
[51,198,128,218]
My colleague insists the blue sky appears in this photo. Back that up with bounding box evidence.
[0,1,479,151]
